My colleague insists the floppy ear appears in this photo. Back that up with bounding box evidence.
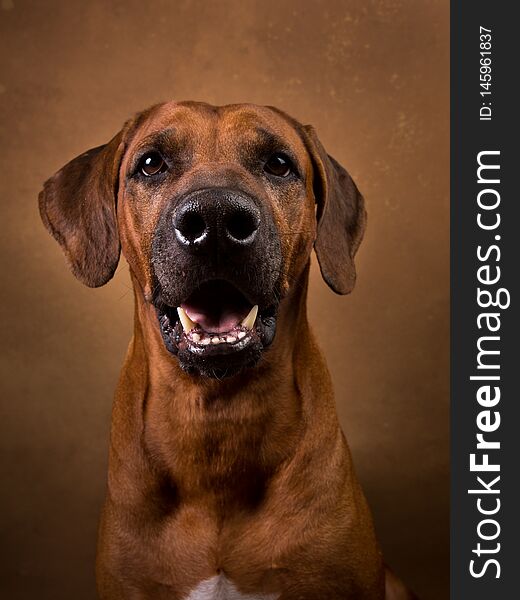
[38,129,127,287]
[302,125,367,295]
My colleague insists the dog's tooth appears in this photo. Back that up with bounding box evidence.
[237,331,246,340]
[200,337,211,345]
[192,333,201,343]
[211,336,220,344]
[177,307,197,333]
[241,305,258,330]
[226,335,236,343]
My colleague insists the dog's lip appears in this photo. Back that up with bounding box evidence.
[155,289,278,372]
[155,279,267,356]
[157,305,260,357]
[179,323,258,355]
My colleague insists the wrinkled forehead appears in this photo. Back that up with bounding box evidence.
[125,101,308,164]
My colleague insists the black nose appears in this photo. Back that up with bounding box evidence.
[173,189,260,253]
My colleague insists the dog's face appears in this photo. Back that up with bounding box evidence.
[39,101,366,377]
[121,103,315,376]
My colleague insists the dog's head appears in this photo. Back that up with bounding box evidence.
[39,102,366,377]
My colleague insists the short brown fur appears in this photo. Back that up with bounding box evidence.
[39,102,415,599]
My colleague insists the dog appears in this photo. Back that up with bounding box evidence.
[39,101,416,599]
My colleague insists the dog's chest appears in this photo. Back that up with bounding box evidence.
[183,573,278,600]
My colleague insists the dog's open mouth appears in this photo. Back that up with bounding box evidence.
[176,279,259,353]
[156,280,277,375]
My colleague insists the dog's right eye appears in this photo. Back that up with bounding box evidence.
[264,153,294,178]
[138,152,167,177]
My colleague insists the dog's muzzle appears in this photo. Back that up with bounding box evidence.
[151,187,282,378]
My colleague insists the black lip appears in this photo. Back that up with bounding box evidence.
[154,291,278,378]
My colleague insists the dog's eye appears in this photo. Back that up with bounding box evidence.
[264,154,293,178]
[139,152,166,176]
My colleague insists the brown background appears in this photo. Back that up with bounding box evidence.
[0,1,449,599]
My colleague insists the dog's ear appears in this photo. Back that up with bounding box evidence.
[38,128,129,288]
[301,125,367,295]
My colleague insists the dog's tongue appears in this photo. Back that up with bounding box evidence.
[180,281,252,334]
[182,304,246,333]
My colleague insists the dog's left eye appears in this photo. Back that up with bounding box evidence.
[264,154,293,178]
[138,152,167,176]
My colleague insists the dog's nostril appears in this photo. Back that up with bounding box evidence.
[176,211,206,242]
[226,210,259,242]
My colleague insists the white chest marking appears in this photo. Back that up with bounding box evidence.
[184,573,279,600]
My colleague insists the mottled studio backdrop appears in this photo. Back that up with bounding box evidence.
[0,1,449,599]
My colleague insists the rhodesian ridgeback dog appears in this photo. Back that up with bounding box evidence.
[39,102,416,599]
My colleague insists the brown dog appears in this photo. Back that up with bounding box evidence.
[39,102,414,599]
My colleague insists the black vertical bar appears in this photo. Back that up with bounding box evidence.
[451,2,519,598]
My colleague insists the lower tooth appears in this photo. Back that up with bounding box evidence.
[226,336,236,343]
[237,331,246,339]
[200,337,210,345]
[211,337,220,344]
[192,333,200,342]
